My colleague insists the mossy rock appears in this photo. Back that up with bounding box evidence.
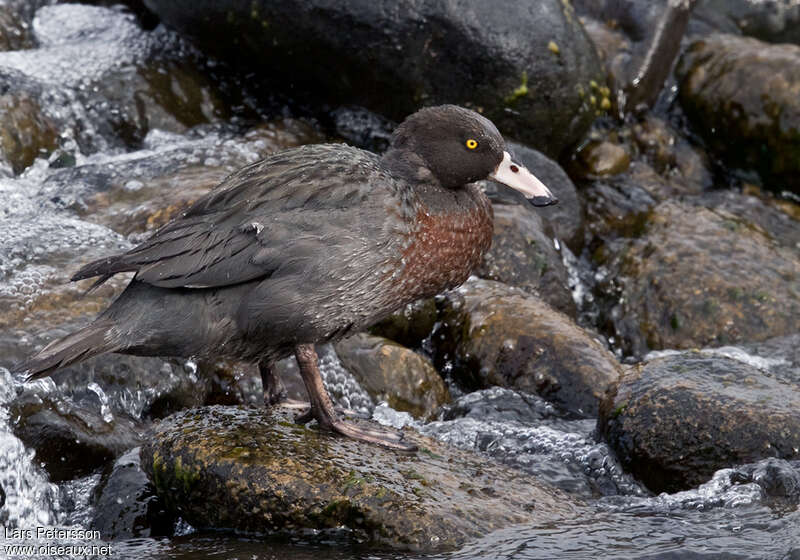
[142,405,580,551]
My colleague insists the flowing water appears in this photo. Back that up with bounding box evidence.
[0,3,798,559]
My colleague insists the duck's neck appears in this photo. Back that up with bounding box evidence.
[381,147,440,189]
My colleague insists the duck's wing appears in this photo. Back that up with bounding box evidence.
[73,145,400,289]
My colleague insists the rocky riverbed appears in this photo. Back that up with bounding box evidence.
[0,1,798,558]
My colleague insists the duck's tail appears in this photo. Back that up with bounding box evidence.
[15,321,120,381]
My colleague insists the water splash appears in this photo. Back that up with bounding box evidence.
[0,368,61,529]
[86,382,114,424]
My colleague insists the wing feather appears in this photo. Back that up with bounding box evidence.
[71,145,391,289]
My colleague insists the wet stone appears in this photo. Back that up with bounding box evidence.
[0,92,58,175]
[422,392,644,498]
[143,0,606,157]
[330,106,395,153]
[730,458,800,503]
[334,333,449,420]
[677,33,800,194]
[435,278,622,417]
[594,199,800,357]
[90,447,175,539]
[142,405,581,551]
[0,0,44,52]
[575,141,631,178]
[630,114,713,191]
[369,298,438,351]
[696,0,800,44]
[475,203,576,317]
[0,4,238,155]
[39,119,321,235]
[10,380,143,482]
[700,188,800,252]
[439,386,559,425]
[583,161,702,241]
[599,352,800,493]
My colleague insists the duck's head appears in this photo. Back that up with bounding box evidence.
[386,104,557,207]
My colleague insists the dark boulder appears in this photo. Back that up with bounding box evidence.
[599,352,800,493]
[91,447,175,539]
[593,199,800,357]
[10,382,143,481]
[142,0,606,157]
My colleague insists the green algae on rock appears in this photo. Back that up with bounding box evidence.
[142,405,579,551]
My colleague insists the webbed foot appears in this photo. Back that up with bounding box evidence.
[293,344,417,453]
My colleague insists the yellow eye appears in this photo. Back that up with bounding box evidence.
[465,138,478,150]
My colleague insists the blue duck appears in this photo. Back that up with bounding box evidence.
[17,105,557,451]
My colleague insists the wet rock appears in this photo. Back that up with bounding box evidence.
[439,387,559,425]
[740,334,800,384]
[143,0,606,157]
[92,58,231,147]
[573,0,664,43]
[91,447,174,538]
[594,199,800,357]
[0,92,58,174]
[40,119,321,235]
[599,353,800,493]
[696,0,800,44]
[677,34,800,194]
[201,361,266,408]
[475,203,576,317]
[435,278,622,417]
[486,142,583,249]
[334,333,449,420]
[730,458,800,502]
[10,381,143,482]
[369,298,438,350]
[580,17,633,88]
[576,141,631,178]
[0,4,236,155]
[584,161,699,239]
[330,106,395,153]
[0,1,36,52]
[1,263,211,425]
[700,188,800,252]
[630,114,713,191]
[142,405,579,551]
